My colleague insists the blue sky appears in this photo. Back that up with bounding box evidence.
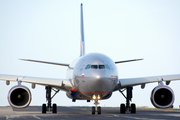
[0,0,180,108]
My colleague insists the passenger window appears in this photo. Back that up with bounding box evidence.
[91,65,98,69]
[105,64,110,69]
[85,64,90,69]
[99,65,105,69]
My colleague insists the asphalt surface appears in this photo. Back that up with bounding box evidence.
[0,106,180,120]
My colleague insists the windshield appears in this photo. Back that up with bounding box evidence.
[85,64,110,69]
[91,65,98,69]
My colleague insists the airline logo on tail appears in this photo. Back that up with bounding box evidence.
[80,40,85,56]
[80,3,85,56]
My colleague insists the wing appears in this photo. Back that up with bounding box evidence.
[0,74,72,91]
[114,74,180,91]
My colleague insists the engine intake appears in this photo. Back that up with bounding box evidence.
[8,85,32,109]
[150,85,174,108]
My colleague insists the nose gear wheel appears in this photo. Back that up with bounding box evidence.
[92,98,101,114]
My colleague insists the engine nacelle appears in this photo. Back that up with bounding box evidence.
[150,85,174,108]
[8,85,32,109]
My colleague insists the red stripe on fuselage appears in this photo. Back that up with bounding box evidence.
[80,91,111,94]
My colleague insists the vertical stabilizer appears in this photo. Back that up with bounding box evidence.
[80,3,85,56]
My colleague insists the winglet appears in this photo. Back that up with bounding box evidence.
[80,3,85,56]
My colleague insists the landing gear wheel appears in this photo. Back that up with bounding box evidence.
[131,103,136,114]
[120,104,125,114]
[92,106,95,115]
[52,104,57,113]
[42,104,46,113]
[97,106,101,114]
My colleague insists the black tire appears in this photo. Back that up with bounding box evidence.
[120,104,125,114]
[42,104,46,113]
[52,104,57,113]
[97,106,101,114]
[131,103,136,114]
[92,106,95,115]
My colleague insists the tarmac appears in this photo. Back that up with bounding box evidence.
[0,106,180,120]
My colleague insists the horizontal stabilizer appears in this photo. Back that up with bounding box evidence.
[115,59,143,64]
[20,59,69,67]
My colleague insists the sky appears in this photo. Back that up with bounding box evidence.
[0,0,180,108]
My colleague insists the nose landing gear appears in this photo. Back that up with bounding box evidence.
[92,95,101,115]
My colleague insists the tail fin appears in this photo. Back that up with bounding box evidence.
[80,3,85,56]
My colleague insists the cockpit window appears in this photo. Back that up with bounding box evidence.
[85,64,91,69]
[85,64,110,69]
[91,65,98,69]
[105,64,110,69]
[99,65,105,69]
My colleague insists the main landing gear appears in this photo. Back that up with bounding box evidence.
[42,86,59,114]
[92,96,101,115]
[119,87,136,114]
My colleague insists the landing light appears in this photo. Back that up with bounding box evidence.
[92,95,96,100]
[97,95,101,100]
[96,76,100,79]
[92,95,101,100]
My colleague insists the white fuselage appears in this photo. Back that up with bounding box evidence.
[67,53,118,99]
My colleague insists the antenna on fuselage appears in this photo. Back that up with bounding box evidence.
[80,3,85,57]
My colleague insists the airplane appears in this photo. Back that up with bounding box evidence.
[1,3,180,115]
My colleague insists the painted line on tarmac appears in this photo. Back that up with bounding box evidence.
[104,113,166,120]
[32,115,41,119]
[5,115,21,120]
[122,116,166,120]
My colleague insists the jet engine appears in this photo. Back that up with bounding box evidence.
[150,85,174,108]
[8,85,32,109]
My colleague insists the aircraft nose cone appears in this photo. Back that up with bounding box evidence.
[76,72,118,98]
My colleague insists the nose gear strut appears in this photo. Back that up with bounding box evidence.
[92,96,101,114]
